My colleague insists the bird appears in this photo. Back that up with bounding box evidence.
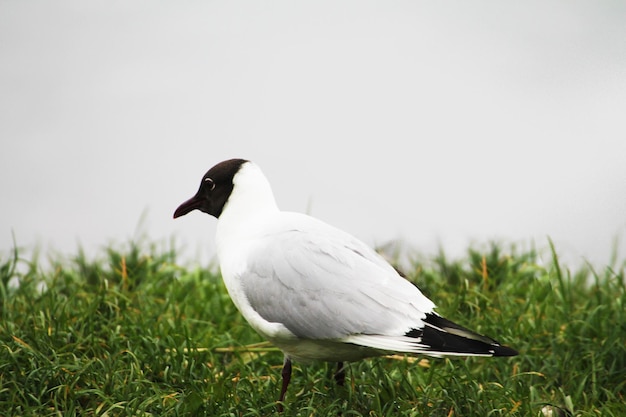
[173,158,517,411]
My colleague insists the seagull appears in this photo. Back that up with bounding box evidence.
[173,158,517,410]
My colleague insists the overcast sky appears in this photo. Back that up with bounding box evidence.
[2,1,625,268]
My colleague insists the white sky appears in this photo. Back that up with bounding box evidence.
[1,1,625,268]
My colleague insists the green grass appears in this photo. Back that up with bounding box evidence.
[1,239,624,416]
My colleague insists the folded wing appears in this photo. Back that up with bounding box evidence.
[239,213,517,358]
[240,214,435,340]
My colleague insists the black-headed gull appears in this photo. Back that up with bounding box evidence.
[174,158,517,410]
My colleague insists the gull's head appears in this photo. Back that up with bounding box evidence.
[173,158,249,219]
[173,158,277,220]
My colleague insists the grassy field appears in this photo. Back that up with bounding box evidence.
[1,239,624,416]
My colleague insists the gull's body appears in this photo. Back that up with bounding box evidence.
[174,159,517,410]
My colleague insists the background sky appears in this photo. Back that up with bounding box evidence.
[2,1,625,268]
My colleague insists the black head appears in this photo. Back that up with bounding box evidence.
[173,158,249,219]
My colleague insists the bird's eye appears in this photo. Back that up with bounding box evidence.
[204,177,216,191]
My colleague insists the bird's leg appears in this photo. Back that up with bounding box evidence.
[334,361,345,386]
[277,356,292,412]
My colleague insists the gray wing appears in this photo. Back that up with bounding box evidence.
[240,218,435,340]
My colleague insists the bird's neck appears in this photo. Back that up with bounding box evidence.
[215,164,279,251]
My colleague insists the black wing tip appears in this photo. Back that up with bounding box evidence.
[491,344,519,357]
[418,313,519,357]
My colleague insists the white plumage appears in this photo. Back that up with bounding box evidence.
[174,158,517,410]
